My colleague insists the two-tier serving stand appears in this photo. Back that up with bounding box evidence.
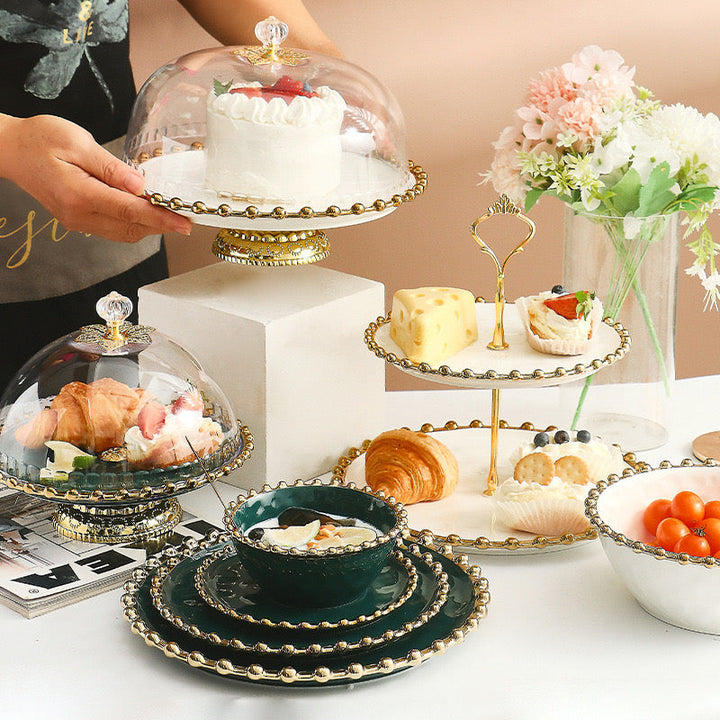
[342,195,631,552]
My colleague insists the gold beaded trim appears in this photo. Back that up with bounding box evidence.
[586,458,720,568]
[121,532,490,685]
[222,477,408,558]
[364,312,630,384]
[137,157,426,221]
[195,544,419,630]
[150,544,446,656]
[0,423,253,504]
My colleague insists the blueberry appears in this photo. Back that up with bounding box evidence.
[302,81,314,93]
[576,429,591,443]
[551,284,566,294]
[554,430,570,444]
[534,432,550,447]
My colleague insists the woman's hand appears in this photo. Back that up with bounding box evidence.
[0,114,192,242]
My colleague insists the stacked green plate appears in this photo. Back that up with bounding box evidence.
[121,532,490,686]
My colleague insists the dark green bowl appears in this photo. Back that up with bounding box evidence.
[222,479,408,608]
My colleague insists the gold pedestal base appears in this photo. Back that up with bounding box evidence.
[213,228,330,266]
[52,499,183,544]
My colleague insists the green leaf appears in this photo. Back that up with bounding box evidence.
[575,290,596,320]
[524,188,544,212]
[637,162,676,216]
[666,185,717,213]
[607,169,642,215]
[213,78,232,96]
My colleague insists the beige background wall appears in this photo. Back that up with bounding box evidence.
[129,0,720,390]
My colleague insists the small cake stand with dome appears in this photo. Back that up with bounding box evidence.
[345,195,632,553]
[0,292,253,544]
[123,16,426,267]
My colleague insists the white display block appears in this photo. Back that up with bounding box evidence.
[138,262,386,489]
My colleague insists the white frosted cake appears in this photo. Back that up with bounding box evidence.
[205,75,347,202]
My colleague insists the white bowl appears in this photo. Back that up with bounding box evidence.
[586,462,720,634]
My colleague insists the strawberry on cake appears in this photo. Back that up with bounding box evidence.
[124,388,224,469]
[204,74,347,202]
[515,286,603,356]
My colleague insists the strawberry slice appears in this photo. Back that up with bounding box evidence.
[544,291,595,320]
[137,401,167,440]
[171,387,204,414]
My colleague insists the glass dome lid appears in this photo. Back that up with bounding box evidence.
[123,16,425,231]
[0,292,247,502]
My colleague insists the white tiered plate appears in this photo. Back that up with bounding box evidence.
[332,423,633,555]
[365,302,630,389]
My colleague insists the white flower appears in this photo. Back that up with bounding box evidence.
[701,272,720,310]
[685,262,707,280]
[621,120,680,184]
[580,187,601,212]
[643,104,720,187]
[590,127,633,176]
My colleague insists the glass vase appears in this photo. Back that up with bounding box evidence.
[560,208,679,451]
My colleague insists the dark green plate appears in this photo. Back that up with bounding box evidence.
[122,534,490,686]
[196,545,419,630]
[152,543,447,656]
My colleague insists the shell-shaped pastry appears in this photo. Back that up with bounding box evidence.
[364,428,458,505]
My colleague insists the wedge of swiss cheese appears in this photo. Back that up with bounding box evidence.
[390,287,478,366]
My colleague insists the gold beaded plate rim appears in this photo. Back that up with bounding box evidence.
[331,419,637,554]
[222,477,408,559]
[586,458,720,569]
[0,423,254,506]
[143,160,427,229]
[364,305,631,389]
[194,544,420,630]
[121,532,489,685]
[150,543,448,656]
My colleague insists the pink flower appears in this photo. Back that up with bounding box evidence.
[556,97,599,147]
[526,67,577,113]
[581,73,635,107]
[516,105,561,153]
[562,45,635,86]
[489,144,528,204]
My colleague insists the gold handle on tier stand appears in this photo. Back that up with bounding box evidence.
[470,195,536,495]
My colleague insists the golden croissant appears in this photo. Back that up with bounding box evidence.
[364,428,459,505]
[15,377,155,453]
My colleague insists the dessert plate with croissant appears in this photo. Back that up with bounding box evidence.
[332,422,633,554]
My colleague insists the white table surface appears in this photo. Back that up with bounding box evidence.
[3,376,720,720]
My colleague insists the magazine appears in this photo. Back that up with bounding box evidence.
[0,488,222,618]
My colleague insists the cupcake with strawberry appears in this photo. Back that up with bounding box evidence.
[516,286,603,356]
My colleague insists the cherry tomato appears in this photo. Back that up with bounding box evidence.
[643,498,672,535]
[704,500,720,519]
[674,532,712,557]
[693,517,720,554]
[670,490,705,526]
[655,517,691,551]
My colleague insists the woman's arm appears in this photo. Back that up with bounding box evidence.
[177,0,342,57]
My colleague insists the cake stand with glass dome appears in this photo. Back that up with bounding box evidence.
[0,292,253,544]
[337,195,632,553]
[123,16,426,267]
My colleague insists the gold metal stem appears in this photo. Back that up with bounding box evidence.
[470,194,536,351]
[484,388,502,496]
[490,275,508,350]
